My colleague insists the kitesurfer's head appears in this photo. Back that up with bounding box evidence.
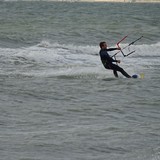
[99,42,107,49]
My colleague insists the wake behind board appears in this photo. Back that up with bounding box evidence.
[132,73,144,79]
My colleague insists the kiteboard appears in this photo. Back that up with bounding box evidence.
[132,73,144,79]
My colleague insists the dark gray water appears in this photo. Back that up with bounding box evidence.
[0,1,160,160]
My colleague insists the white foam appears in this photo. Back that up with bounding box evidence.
[0,42,159,78]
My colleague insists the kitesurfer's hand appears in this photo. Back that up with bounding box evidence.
[117,60,121,63]
[117,47,121,50]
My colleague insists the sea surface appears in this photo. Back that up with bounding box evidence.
[0,1,160,160]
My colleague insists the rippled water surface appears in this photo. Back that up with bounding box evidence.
[0,1,160,160]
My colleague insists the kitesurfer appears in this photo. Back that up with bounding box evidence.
[99,41,131,78]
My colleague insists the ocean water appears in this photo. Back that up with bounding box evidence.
[0,1,160,160]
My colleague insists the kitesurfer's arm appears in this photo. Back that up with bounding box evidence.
[105,53,120,63]
[107,47,121,51]
[106,48,121,63]
[111,57,120,63]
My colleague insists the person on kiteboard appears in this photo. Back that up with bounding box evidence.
[99,41,131,78]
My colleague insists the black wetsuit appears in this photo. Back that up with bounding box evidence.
[99,48,131,78]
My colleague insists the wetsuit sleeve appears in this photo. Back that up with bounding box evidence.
[104,52,117,63]
[106,48,119,51]
[106,48,119,63]
[109,56,117,63]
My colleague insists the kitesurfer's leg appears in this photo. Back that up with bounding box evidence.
[113,70,118,78]
[110,64,131,78]
[120,69,131,78]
